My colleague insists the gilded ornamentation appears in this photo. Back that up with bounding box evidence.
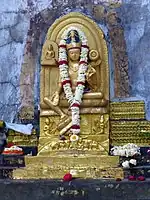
[42,27,108,136]
[7,129,38,146]
[43,117,58,136]
[38,114,109,156]
[38,138,108,154]
[110,101,150,146]
[39,12,110,156]
[13,156,123,179]
[93,114,109,134]
[110,101,145,120]
[41,41,58,65]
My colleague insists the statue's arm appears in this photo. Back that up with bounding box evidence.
[51,76,62,106]
[57,76,63,94]
[86,65,97,91]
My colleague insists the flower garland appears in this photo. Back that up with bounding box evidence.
[58,27,89,135]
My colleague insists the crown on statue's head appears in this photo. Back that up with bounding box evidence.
[66,30,81,50]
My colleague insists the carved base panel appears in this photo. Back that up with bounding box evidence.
[8,129,38,146]
[38,136,109,156]
[40,114,109,136]
[13,156,123,179]
[39,114,109,156]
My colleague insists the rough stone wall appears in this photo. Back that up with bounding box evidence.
[0,0,150,122]
[118,0,150,119]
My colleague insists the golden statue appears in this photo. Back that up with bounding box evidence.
[39,12,109,155]
[13,13,123,180]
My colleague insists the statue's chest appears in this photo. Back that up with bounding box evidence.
[69,64,79,79]
[68,69,78,90]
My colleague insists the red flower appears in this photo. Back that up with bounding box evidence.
[79,61,87,65]
[59,44,66,48]
[71,125,80,129]
[128,175,136,181]
[58,60,68,65]
[63,173,72,182]
[81,45,89,49]
[77,81,85,86]
[62,80,72,86]
[6,142,14,148]
[71,103,80,108]
[137,176,145,181]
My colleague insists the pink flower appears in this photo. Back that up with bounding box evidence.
[137,176,145,181]
[147,149,150,154]
[128,175,136,181]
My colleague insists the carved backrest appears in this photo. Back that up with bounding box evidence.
[40,12,109,115]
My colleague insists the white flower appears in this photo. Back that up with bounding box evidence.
[122,160,130,169]
[70,134,79,142]
[10,146,23,151]
[129,159,137,166]
[70,169,77,176]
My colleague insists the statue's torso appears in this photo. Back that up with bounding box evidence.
[68,62,79,92]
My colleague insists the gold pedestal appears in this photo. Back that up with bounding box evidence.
[38,114,109,156]
[13,155,123,179]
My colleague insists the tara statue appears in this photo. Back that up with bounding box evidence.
[44,27,107,137]
[39,12,109,154]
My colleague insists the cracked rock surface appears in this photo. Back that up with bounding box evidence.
[0,0,150,122]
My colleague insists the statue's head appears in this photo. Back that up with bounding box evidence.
[66,30,81,61]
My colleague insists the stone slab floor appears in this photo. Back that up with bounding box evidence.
[0,179,150,200]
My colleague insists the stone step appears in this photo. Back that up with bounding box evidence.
[110,101,145,120]
[13,155,123,179]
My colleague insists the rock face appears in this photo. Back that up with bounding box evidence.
[118,0,150,119]
[0,0,150,122]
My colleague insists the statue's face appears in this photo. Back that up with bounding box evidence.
[68,48,80,61]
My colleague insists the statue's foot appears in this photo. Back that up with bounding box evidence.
[59,121,72,136]
[58,116,72,136]
[60,114,67,120]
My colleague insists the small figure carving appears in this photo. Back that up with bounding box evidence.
[93,115,108,134]
[45,44,55,60]
[42,43,57,65]
[43,118,51,136]
[43,117,58,136]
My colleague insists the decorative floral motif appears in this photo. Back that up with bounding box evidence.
[58,27,89,135]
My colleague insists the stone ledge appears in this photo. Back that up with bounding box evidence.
[0,179,150,200]
[13,155,122,179]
